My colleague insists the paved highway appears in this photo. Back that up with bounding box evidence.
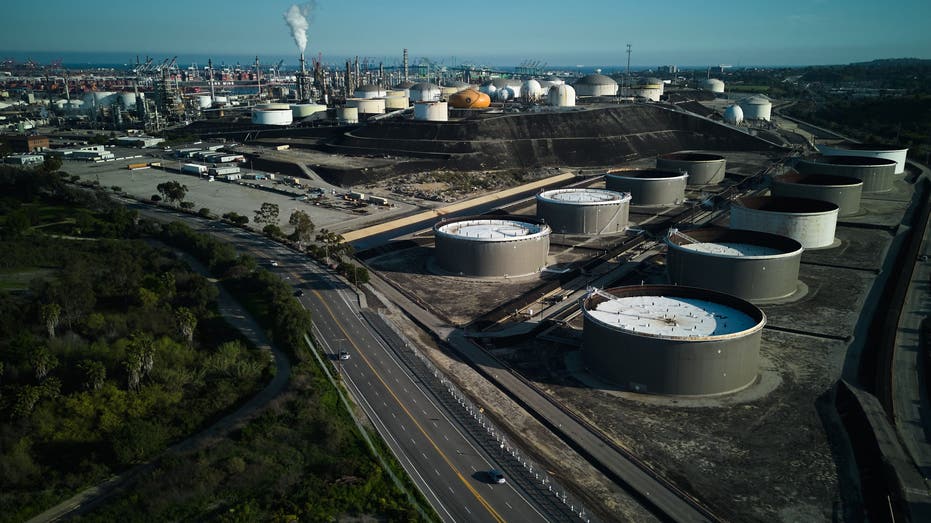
[136,207,574,522]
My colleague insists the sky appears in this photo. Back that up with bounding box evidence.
[1,0,930,68]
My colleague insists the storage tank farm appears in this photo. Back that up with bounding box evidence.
[535,189,631,235]
[573,74,618,97]
[581,285,766,395]
[772,171,863,217]
[433,216,551,277]
[796,155,898,192]
[605,168,688,205]
[817,143,909,175]
[656,152,727,185]
[730,196,839,249]
[665,227,804,302]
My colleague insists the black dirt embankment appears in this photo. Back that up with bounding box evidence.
[328,104,784,174]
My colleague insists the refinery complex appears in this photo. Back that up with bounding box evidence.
[2,6,930,523]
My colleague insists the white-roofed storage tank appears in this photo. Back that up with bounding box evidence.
[739,95,772,121]
[547,84,576,107]
[521,79,544,100]
[413,101,448,121]
[701,78,725,93]
[433,216,551,277]
[251,108,293,126]
[346,97,386,114]
[536,188,631,235]
[337,106,359,124]
[724,104,744,125]
[195,95,212,109]
[816,143,909,175]
[290,103,327,118]
[353,83,386,99]
[730,196,838,249]
[581,285,765,395]
[573,74,618,97]
[409,82,441,102]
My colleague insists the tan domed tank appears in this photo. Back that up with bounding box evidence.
[448,89,491,109]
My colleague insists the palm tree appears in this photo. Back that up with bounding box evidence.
[40,303,61,338]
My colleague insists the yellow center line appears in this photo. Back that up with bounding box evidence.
[312,289,506,523]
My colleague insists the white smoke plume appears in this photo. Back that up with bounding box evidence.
[284,3,315,53]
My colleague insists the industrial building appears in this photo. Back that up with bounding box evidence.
[535,188,631,235]
[433,216,551,277]
[771,172,863,216]
[656,152,727,185]
[730,196,838,249]
[665,227,803,302]
[605,168,688,205]
[816,143,908,175]
[581,285,766,395]
[796,155,897,192]
[5,134,49,152]
[573,74,618,97]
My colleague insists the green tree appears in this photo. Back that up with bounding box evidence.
[78,359,107,391]
[29,346,58,381]
[124,332,155,391]
[40,303,61,338]
[288,210,315,247]
[12,386,41,418]
[156,181,188,206]
[222,212,249,226]
[111,419,168,464]
[175,307,197,344]
[263,224,284,238]
[4,209,30,238]
[42,155,62,172]
[253,202,280,226]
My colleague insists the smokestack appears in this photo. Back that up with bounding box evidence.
[208,58,215,102]
[403,48,409,83]
[379,62,384,88]
[345,60,351,98]
[298,52,306,102]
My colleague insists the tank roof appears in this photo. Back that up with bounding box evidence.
[805,155,896,167]
[606,168,688,180]
[434,217,550,242]
[679,242,782,256]
[586,295,757,338]
[776,171,863,187]
[737,196,839,214]
[658,151,725,163]
[576,73,617,86]
[395,81,416,89]
[537,188,631,205]
[411,82,439,90]
[666,227,803,257]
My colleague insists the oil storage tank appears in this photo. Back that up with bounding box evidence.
[409,82,441,102]
[605,169,688,205]
[346,97,386,115]
[252,108,293,125]
[413,101,447,121]
[581,285,765,396]
[701,78,725,93]
[772,171,863,216]
[666,227,803,302]
[448,89,491,109]
[730,196,838,249]
[739,95,772,121]
[817,143,908,175]
[547,84,576,107]
[656,152,727,185]
[573,74,618,97]
[796,155,897,192]
[433,216,550,277]
[337,107,359,124]
[536,188,631,235]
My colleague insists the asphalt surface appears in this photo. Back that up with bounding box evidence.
[134,206,570,522]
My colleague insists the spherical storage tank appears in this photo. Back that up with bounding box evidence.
[448,89,491,109]
[796,155,897,192]
[409,82,441,102]
[354,83,386,99]
[605,169,688,205]
[347,97,386,114]
[252,108,293,126]
[666,227,803,302]
[730,196,838,249]
[536,189,631,235]
[413,101,447,121]
[582,285,765,396]
[772,171,863,216]
[816,143,908,175]
[723,105,744,125]
[656,152,727,185]
[433,216,551,277]
[547,84,576,107]
[573,74,618,97]
[701,78,725,93]
[521,79,544,100]
[739,95,772,121]
[337,106,359,124]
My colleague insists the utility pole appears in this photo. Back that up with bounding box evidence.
[625,43,632,95]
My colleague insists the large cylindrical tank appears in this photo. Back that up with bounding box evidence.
[251,108,293,125]
[337,106,359,124]
[730,196,838,249]
[547,84,576,107]
[440,86,460,98]
[701,78,725,93]
[723,104,744,125]
[816,143,908,175]
[290,103,327,118]
[409,82,441,102]
[255,103,291,110]
[605,169,688,205]
[121,92,139,110]
[448,89,491,109]
[573,74,618,97]
[413,101,448,121]
[536,188,631,235]
[353,83,386,99]
[665,227,803,302]
[347,97,386,114]
[384,95,410,110]
[739,95,772,121]
[656,152,727,185]
[581,285,765,396]
[83,91,117,108]
[433,216,551,277]
[795,155,897,192]
[771,171,863,217]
